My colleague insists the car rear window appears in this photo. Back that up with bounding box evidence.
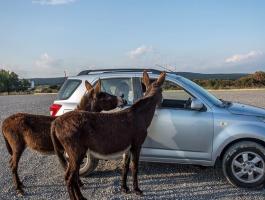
[57,79,81,100]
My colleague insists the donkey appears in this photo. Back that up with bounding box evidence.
[51,70,166,200]
[1,80,125,195]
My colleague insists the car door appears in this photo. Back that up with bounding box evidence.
[141,78,214,162]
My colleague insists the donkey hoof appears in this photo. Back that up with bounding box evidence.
[133,188,143,196]
[16,188,25,196]
[121,186,130,194]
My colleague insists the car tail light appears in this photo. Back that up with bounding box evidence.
[50,104,62,116]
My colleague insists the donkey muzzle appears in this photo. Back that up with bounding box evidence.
[117,96,127,108]
[117,96,126,108]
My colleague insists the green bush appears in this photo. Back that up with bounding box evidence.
[0,69,30,93]
[49,85,60,90]
[40,88,53,93]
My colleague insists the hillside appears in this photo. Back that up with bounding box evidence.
[176,72,248,80]
[28,77,66,86]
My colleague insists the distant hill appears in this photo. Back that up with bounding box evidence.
[28,72,249,86]
[175,72,248,80]
[28,77,66,86]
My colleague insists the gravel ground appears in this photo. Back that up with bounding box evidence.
[1,91,265,200]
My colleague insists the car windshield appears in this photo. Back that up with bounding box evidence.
[180,76,223,107]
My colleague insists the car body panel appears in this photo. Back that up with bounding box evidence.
[228,103,265,117]
[142,107,214,161]
[213,113,265,161]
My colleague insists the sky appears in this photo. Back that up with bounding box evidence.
[0,0,265,78]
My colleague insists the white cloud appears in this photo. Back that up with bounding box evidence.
[128,45,153,59]
[34,53,61,68]
[32,0,76,5]
[225,50,263,63]
[31,53,66,77]
[0,64,6,69]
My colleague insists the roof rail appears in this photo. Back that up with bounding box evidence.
[77,68,163,76]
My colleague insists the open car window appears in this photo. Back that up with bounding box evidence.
[100,78,134,105]
[140,78,193,109]
[162,80,194,109]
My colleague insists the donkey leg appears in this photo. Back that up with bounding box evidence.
[77,171,84,187]
[131,146,143,196]
[9,157,13,165]
[78,180,84,187]
[9,155,23,188]
[68,163,83,187]
[77,150,88,188]
[121,152,131,194]
[73,171,87,200]
[73,153,87,200]
[69,164,86,200]
[66,169,77,200]
[11,148,25,195]
[66,151,87,200]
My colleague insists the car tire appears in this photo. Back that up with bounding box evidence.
[79,152,99,177]
[222,141,265,188]
[64,151,99,177]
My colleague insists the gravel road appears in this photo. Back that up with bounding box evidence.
[1,91,265,200]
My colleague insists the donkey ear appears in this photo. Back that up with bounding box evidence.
[94,79,101,94]
[156,71,166,87]
[142,70,150,88]
[85,80,93,91]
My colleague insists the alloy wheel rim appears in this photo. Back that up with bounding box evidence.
[80,154,89,171]
[231,151,265,183]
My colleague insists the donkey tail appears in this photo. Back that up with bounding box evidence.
[2,124,13,155]
[51,124,67,169]
[3,134,13,155]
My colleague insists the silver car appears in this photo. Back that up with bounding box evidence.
[50,69,265,188]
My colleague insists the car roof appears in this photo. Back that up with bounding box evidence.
[67,68,181,81]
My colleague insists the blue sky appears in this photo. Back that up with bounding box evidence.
[0,0,265,78]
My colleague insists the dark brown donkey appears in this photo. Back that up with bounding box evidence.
[1,80,124,195]
[51,70,166,200]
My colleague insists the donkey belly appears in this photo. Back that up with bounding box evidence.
[25,130,54,153]
[89,145,131,160]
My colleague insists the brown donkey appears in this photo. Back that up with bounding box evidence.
[51,70,166,200]
[1,80,124,195]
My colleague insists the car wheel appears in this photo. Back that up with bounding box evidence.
[222,141,265,188]
[64,151,99,177]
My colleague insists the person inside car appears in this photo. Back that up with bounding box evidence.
[115,81,130,103]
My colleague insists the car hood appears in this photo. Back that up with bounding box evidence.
[228,103,265,117]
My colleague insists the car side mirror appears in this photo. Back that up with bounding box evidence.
[190,98,204,111]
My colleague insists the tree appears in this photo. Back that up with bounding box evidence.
[0,69,30,94]
[0,69,10,93]
[253,71,265,84]
[19,79,30,91]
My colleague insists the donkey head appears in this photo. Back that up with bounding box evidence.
[142,70,166,105]
[77,80,126,112]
